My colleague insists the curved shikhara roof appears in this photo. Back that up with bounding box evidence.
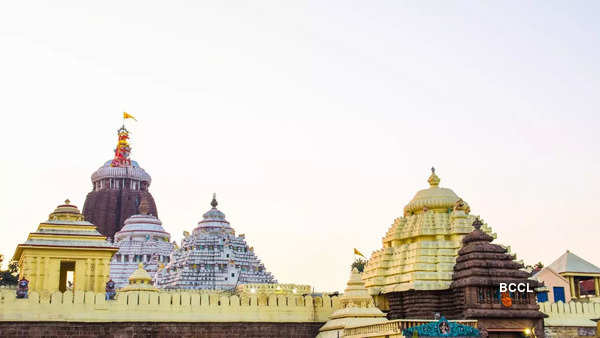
[154,195,277,290]
[362,170,495,295]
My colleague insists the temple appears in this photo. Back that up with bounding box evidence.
[109,199,173,289]
[448,218,545,334]
[154,194,277,290]
[363,168,495,312]
[12,200,118,294]
[349,170,548,336]
[82,126,158,239]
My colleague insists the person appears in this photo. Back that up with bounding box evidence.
[105,279,116,300]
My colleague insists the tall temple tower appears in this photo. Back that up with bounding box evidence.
[154,194,277,290]
[82,126,158,239]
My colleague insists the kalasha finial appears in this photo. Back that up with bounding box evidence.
[427,167,440,187]
[211,193,218,208]
[472,217,482,230]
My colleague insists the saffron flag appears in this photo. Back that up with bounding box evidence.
[123,112,137,121]
[354,248,365,258]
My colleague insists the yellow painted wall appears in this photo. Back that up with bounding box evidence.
[0,289,339,322]
[17,248,114,294]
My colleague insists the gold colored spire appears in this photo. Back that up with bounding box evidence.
[428,167,440,187]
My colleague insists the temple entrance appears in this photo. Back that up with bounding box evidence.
[59,261,75,292]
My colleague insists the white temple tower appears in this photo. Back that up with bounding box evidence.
[154,194,277,290]
[109,200,173,288]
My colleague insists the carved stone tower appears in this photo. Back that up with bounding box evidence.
[82,126,158,239]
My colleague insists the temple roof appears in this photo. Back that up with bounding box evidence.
[115,214,170,238]
[13,200,117,260]
[451,218,533,288]
[363,169,494,294]
[547,250,600,275]
[318,268,387,336]
[195,194,232,232]
[403,168,469,216]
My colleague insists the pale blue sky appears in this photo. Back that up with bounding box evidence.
[1,1,599,291]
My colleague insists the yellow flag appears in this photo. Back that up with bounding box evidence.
[123,112,137,121]
[354,248,365,258]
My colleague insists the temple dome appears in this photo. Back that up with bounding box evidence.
[90,160,152,183]
[116,214,169,236]
[120,263,159,292]
[49,199,90,223]
[403,168,468,216]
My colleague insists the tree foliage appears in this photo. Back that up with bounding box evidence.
[351,258,367,273]
[0,261,19,286]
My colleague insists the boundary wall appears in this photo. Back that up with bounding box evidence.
[0,289,338,322]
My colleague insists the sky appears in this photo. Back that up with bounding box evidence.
[1,1,599,291]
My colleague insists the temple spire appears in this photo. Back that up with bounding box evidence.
[211,193,218,208]
[427,167,440,187]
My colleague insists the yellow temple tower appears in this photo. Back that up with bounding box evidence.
[12,200,118,294]
[362,169,495,300]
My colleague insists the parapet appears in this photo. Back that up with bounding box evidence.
[0,288,339,323]
[236,283,311,296]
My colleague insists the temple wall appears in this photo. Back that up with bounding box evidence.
[539,301,600,337]
[0,289,338,323]
[0,321,323,338]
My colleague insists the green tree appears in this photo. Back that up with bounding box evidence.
[0,261,19,286]
[351,258,367,273]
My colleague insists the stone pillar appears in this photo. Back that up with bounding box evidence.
[594,277,600,297]
[569,276,576,299]
[74,259,85,292]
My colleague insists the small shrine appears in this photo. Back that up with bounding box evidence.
[120,263,159,293]
[12,200,118,294]
[317,267,387,337]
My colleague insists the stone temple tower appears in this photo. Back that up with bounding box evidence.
[82,125,158,240]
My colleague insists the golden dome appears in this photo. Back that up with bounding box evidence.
[120,263,158,292]
[128,263,152,284]
[48,199,85,221]
[403,168,465,216]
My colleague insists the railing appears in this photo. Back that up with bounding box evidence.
[344,319,478,338]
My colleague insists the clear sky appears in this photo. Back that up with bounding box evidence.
[1,1,599,291]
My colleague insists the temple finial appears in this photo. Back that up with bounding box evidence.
[427,167,440,187]
[111,125,132,167]
[64,199,71,205]
[211,193,218,208]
